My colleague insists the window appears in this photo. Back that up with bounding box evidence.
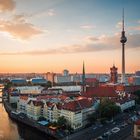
[75,111,81,114]
[137,132,140,137]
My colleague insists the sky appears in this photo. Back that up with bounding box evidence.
[0,0,140,73]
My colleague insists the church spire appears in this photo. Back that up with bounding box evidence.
[82,61,86,92]
[82,61,85,84]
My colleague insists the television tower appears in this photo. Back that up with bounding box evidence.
[120,9,127,83]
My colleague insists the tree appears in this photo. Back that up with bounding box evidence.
[47,81,52,88]
[98,99,121,119]
[3,81,12,91]
[133,90,140,104]
[87,112,97,124]
[57,116,67,127]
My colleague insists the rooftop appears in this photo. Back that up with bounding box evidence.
[28,100,44,106]
[62,97,93,112]
[85,86,118,97]
[135,119,140,125]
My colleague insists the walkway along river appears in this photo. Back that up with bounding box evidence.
[0,92,55,140]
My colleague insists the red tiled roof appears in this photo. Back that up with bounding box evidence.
[115,85,140,93]
[28,100,44,106]
[58,95,69,101]
[62,97,93,112]
[20,95,28,101]
[135,119,140,125]
[62,93,80,97]
[45,102,62,110]
[85,87,118,97]
[46,102,55,107]
[37,94,69,102]
[56,103,62,110]
[111,98,132,104]
[85,78,98,83]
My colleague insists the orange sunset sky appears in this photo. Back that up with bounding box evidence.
[0,0,140,73]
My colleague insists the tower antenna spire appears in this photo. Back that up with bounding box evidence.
[122,8,124,31]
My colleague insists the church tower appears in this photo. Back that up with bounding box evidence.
[110,64,118,84]
[82,61,86,92]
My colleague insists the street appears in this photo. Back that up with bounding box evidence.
[62,111,136,140]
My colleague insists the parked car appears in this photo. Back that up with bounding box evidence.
[121,123,128,128]
[93,126,97,130]
[111,127,120,133]
[103,131,112,137]
[95,136,103,140]
[112,121,116,125]
[98,124,103,128]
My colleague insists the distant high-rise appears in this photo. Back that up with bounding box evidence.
[110,64,118,84]
[120,9,127,83]
[63,69,69,76]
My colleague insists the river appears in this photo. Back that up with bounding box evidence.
[0,92,54,140]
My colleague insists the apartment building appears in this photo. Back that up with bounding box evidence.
[26,100,44,120]
[134,120,140,139]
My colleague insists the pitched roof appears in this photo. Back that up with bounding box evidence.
[37,94,69,102]
[110,97,134,105]
[135,119,140,125]
[28,100,44,106]
[20,95,28,101]
[85,78,98,83]
[62,97,93,112]
[85,86,118,97]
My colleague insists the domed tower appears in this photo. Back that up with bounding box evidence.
[120,9,127,83]
[110,64,118,84]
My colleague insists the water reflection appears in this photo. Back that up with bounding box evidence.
[17,123,52,140]
[0,92,54,140]
[0,104,20,140]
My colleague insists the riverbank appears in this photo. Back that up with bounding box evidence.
[3,99,60,140]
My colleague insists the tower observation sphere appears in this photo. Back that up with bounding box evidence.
[120,31,127,43]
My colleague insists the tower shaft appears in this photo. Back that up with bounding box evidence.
[122,43,125,83]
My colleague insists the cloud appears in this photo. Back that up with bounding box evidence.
[128,20,140,31]
[117,20,140,31]
[12,14,26,22]
[80,25,95,29]
[47,9,55,16]
[116,21,122,29]
[0,0,15,12]
[1,33,140,56]
[128,34,140,47]
[129,26,140,31]
[31,9,56,19]
[0,14,43,40]
[85,36,99,42]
